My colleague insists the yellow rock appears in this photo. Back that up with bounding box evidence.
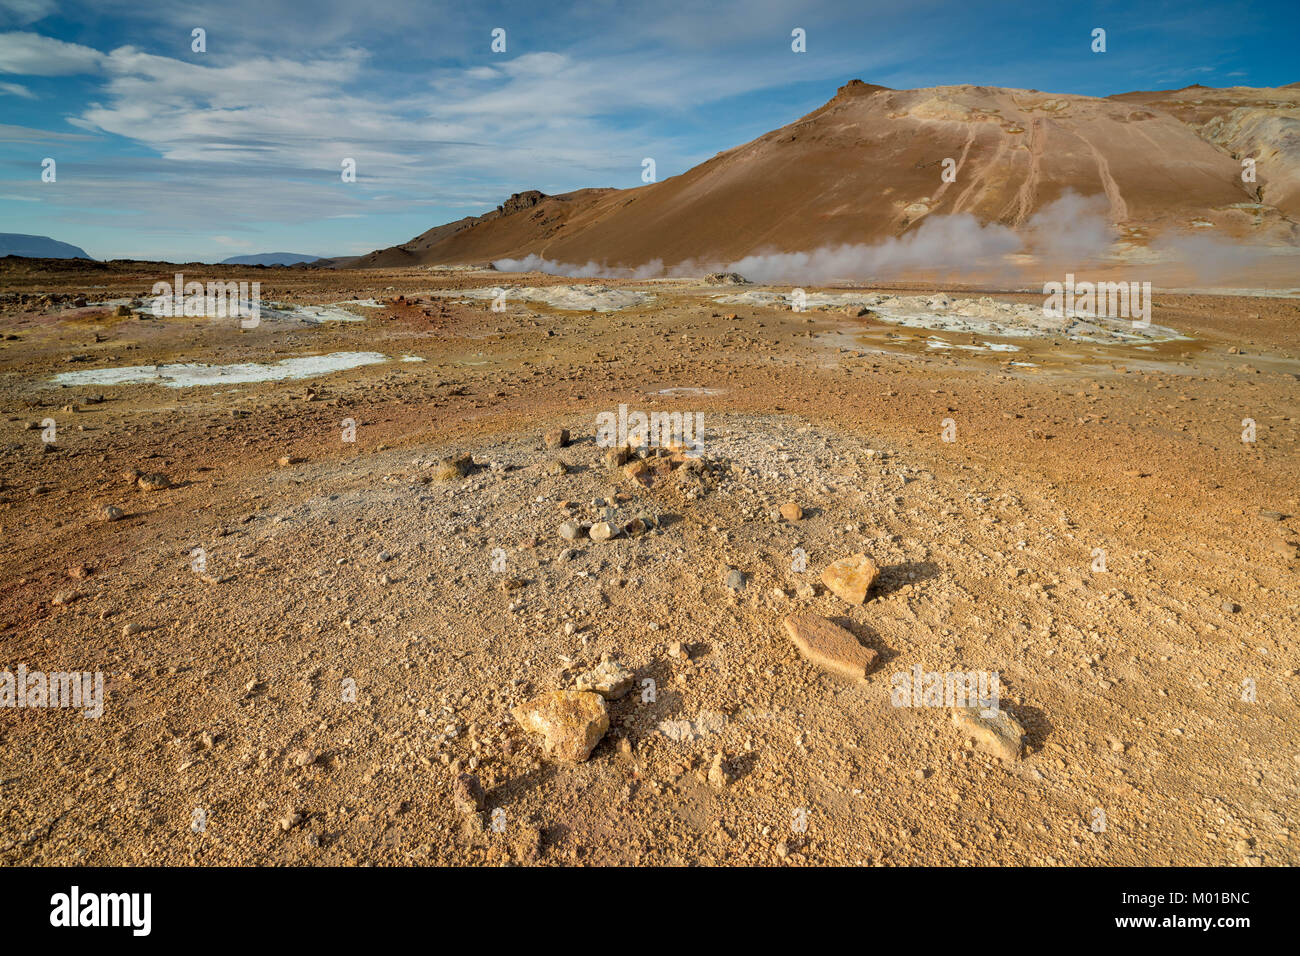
[820,553,880,604]
[136,472,172,491]
[512,690,609,762]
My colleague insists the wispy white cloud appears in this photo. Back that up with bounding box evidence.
[0,7,901,261]
[13,0,1281,263]
[211,234,254,249]
[0,31,105,74]
[0,0,57,28]
[0,121,97,141]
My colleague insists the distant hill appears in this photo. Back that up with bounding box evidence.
[218,252,322,266]
[0,233,91,259]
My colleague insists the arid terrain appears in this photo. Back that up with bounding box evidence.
[1,259,1297,866]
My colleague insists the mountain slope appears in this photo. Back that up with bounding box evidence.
[0,234,92,260]
[1110,83,1300,220]
[349,80,1298,271]
[343,189,617,268]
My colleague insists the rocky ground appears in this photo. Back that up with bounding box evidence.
[0,261,1297,865]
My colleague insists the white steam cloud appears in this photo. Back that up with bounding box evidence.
[725,212,1021,284]
[490,255,668,279]
[493,191,1292,286]
[1022,191,1115,265]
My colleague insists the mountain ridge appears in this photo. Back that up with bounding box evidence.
[333,80,1299,272]
[219,252,323,266]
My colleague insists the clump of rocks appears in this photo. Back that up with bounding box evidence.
[571,654,634,699]
[558,499,658,544]
[622,443,724,500]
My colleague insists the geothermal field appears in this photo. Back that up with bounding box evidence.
[1,257,1297,867]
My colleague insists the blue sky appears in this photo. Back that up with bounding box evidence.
[1,0,1295,262]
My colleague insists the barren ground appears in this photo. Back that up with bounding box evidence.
[1,263,1297,865]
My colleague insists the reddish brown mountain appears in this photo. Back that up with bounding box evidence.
[335,80,1299,271]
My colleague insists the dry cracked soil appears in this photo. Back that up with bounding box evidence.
[1,262,1297,866]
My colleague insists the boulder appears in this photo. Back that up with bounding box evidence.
[820,553,880,604]
[512,691,609,762]
[432,454,473,481]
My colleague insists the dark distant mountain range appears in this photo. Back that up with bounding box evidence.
[218,252,322,266]
[0,233,91,259]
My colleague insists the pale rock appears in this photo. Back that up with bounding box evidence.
[820,553,880,604]
[782,613,878,680]
[512,690,609,762]
[951,705,1026,761]
[573,655,635,699]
